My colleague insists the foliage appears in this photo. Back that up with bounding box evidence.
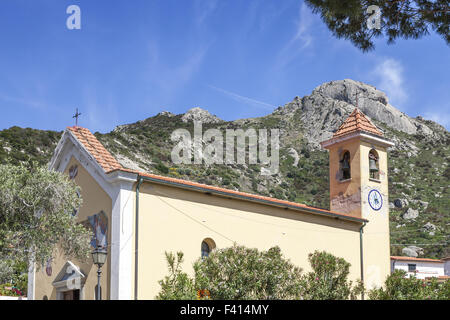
[0,283,24,297]
[0,127,61,166]
[305,0,449,51]
[193,245,303,299]
[0,259,28,294]
[299,251,364,300]
[157,246,367,300]
[0,163,92,270]
[155,252,197,300]
[368,269,450,300]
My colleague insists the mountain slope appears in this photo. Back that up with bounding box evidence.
[1,79,448,258]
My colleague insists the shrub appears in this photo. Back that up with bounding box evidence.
[194,245,303,300]
[368,270,450,300]
[156,246,368,300]
[155,252,197,300]
[299,251,364,300]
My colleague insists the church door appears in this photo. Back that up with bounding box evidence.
[63,290,80,300]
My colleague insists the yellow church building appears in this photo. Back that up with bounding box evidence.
[27,108,394,300]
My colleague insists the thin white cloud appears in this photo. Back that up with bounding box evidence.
[208,85,275,111]
[371,58,407,107]
[147,41,209,95]
[291,2,313,50]
[275,2,314,69]
[0,92,48,110]
[194,0,219,26]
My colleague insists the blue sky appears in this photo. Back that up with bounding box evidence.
[0,0,448,133]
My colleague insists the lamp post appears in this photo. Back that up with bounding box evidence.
[91,247,107,300]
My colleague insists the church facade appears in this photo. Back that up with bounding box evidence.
[28,109,394,300]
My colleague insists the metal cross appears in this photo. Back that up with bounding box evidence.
[73,108,82,126]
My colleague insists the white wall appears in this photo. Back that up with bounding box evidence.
[391,260,444,279]
[444,260,450,276]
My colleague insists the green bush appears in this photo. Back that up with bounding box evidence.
[155,252,197,300]
[194,245,303,300]
[368,270,450,300]
[299,251,364,300]
[156,246,365,300]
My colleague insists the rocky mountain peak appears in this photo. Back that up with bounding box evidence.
[157,111,175,117]
[312,79,388,106]
[181,107,222,124]
[276,79,443,147]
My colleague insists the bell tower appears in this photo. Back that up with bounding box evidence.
[321,108,394,289]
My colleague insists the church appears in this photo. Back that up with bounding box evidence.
[27,108,394,300]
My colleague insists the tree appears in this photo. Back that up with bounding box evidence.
[0,163,92,275]
[156,252,197,300]
[299,251,364,299]
[305,0,449,51]
[194,245,303,299]
[368,269,450,300]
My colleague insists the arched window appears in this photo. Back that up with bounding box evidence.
[340,151,351,180]
[201,238,216,258]
[369,149,380,180]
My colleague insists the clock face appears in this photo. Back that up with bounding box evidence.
[368,189,383,211]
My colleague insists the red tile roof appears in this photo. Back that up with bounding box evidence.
[67,126,122,172]
[333,108,383,138]
[66,126,367,223]
[391,256,444,263]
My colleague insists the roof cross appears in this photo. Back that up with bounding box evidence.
[73,108,82,126]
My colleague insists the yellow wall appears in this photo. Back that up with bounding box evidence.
[34,157,112,300]
[135,182,363,299]
[328,137,362,217]
[359,141,391,289]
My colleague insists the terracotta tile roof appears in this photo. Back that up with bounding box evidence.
[66,126,367,223]
[333,108,383,138]
[67,126,123,172]
[391,256,444,263]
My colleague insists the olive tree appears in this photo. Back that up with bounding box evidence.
[0,163,91,276]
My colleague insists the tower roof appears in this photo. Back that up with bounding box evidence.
[333,108,383,138]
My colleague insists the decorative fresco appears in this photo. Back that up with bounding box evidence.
[87,211,108,249]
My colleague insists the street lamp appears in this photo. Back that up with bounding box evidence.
[91,247,107,300]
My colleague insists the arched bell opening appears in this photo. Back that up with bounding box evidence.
[369,149,380,180]
[339,150,351,180]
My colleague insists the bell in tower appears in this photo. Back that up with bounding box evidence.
[340,151,351,180]
[369,151,379,179]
